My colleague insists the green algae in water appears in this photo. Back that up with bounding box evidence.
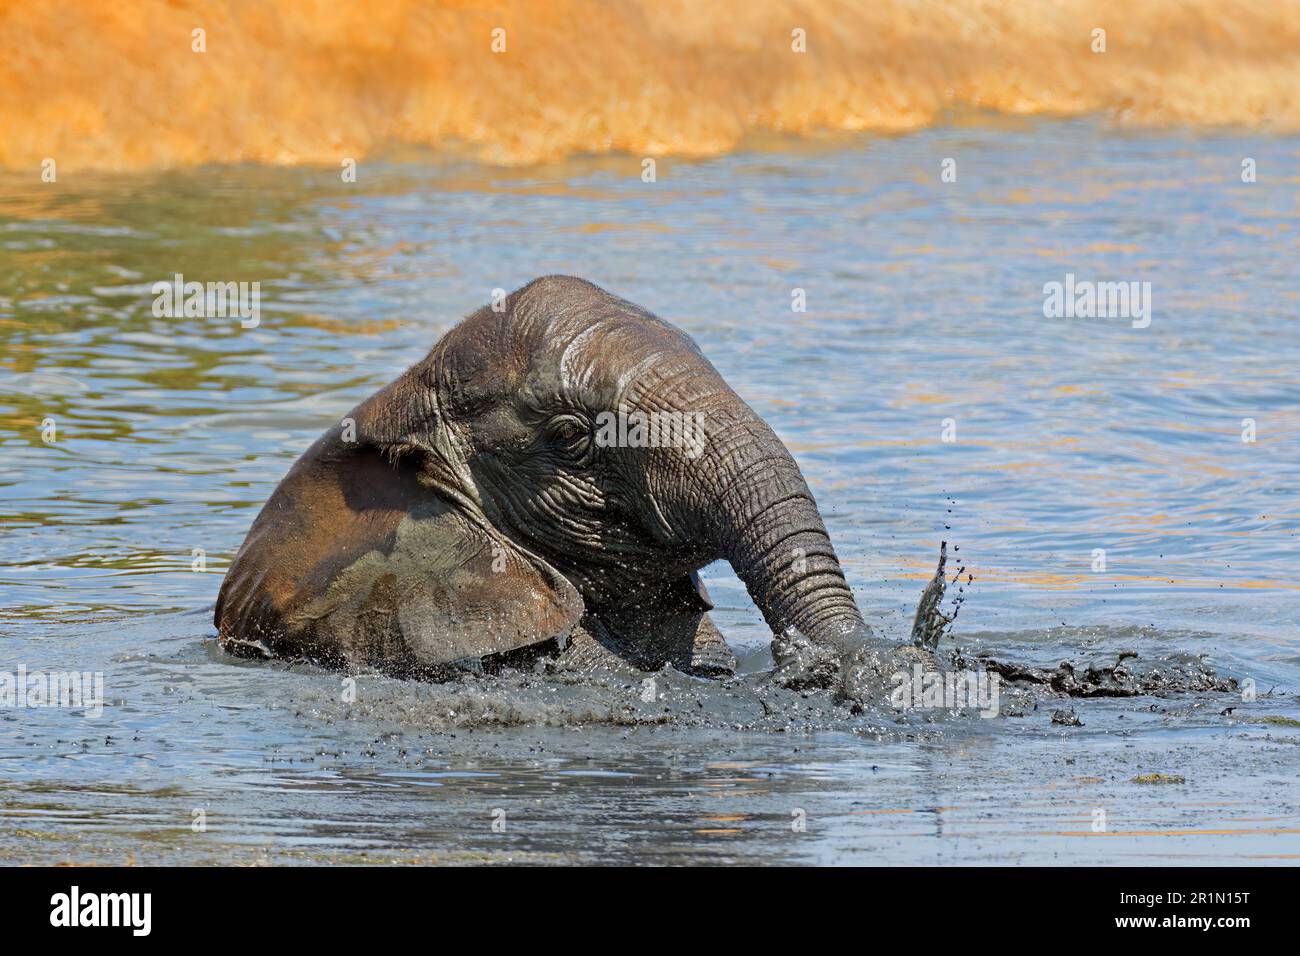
[1132,773,1186,785]
[1257,716,1300,728]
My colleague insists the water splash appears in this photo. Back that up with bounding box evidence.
[3,0,1299,172]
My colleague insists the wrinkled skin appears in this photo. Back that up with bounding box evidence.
[216,276,930,699]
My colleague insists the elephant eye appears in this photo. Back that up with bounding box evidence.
[547,415,590,453]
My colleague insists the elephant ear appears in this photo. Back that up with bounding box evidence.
[287,492,585,668]
[216,376,584,669]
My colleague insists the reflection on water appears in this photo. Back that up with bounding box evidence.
[1,119,1297,863]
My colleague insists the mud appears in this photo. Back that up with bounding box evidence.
[238,542,1243,736]
[275,653,939,739]
[906,543,1238,703]
[960,649,1238,699]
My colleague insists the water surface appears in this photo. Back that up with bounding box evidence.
[1,119,1298,864]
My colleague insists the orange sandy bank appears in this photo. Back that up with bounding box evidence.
[2,0,1298,172]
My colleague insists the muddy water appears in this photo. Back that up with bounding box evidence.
[2,120,1298,864]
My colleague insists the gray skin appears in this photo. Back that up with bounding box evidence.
[215,276,931,699]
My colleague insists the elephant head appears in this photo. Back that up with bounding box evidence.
[216,277,908,690]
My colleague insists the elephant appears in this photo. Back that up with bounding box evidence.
[215,276,933,698]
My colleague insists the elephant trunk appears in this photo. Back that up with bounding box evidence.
[692,414,865,643]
